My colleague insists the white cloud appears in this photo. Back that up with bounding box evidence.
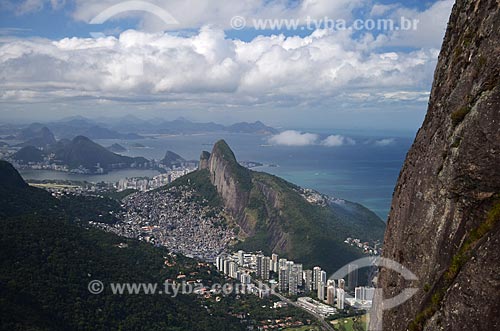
[0,26,440,107]
[268,130,319,146]
[268,131,356,147]
[2,0,452,50]
[374,138,396,146]
[321,135,355,147]
[0,0,455,119]
[370,4,398,17]
[384,0,454,49]
[67,0,363,31]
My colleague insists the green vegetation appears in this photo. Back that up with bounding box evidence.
[327,308,365,322]
[235,171,383,273]
[207,295,315,329]
[284,326,321,331]
[450,106,471,126]
[0,214,244,331]
[423,283,431,292]
[0,160,28,189]
[54,136,148,170]
[167,169,222,207]
[331,315,367,331]
[475,200,500,235]
[161,150,185,168]
[0,161,245,330]
[59,194,122,224]
[409,198,500,331]
[166,142,385,274]
[13,146,45,163]
[450,137,462,148]
[100,188,138,201]
[444,199,500,282]
[237,185,274,255]
[0,161,62,219]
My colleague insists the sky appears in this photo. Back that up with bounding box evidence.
[0,0,454,131]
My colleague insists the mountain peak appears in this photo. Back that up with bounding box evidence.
[72,135,92,143]
[204,140,252,217]
[179,140,385,272]
[161,151,185,168]
[39,126,51,133]
[0,160,28,189]
[13,146,45,163]
[16,125,56,148]
[199,151,211,170]
[211,140,238,164]
[54,136,148,171]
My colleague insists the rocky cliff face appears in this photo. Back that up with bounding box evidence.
[199,141,280,241]
[198,151,211,171]
[197,140,385,272]
[201,140,252,229]
[371,1,500,330]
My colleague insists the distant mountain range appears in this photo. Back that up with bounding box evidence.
[131,117,278,135]
[11,130,205,174]
[35,119,143,140]
[100,115,278,135]
[15,125,56,148]
[8,116,279,140]
[12,134,149,173]
[6,117,278,175]
[53,136,149,170]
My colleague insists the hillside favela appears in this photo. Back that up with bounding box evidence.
[0,1,498,331]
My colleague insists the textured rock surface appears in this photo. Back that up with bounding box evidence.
[371,0,500,330]
[205,140,251,222]
[198,151,211,171]
[196,140,385,271]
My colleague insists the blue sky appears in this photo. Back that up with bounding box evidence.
[0,0,454,131]
[0,1,436,39]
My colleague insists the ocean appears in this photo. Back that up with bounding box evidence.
[18,130,414,220]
